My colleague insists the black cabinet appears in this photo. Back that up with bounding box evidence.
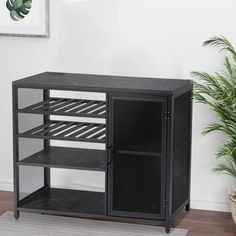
[12,72,193,233]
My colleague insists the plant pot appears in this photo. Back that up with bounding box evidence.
[230,194,236,224]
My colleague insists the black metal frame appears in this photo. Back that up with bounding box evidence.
[43,90,50,189]
[12,73,193,234]
[12,86,20,219]
[164,95,174,233]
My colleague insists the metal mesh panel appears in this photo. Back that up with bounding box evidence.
[19,166,44,200]
[172,148,189,213]
[112,153,162,214]
[173,92,190,150]
[18,88,43,109]
[113,99,162,153]
[18,138,43,161]
[172,92,191,213]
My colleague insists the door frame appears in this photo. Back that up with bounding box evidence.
[107,92,168,220]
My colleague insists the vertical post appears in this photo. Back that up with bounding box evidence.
[105,93,109,215]
[12,85,19,219]
[186,88,193,211]
[43,89,50,188]
[165,95,174,233]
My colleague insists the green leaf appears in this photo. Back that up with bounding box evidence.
[192,36,236,178]
[6,0,32,21]
[203,36,236,63]
[214,159,236,177]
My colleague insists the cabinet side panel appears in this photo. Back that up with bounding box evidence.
[172,91,191,213]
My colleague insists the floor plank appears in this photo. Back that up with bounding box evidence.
[0,191,235,235]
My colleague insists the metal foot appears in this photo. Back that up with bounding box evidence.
[185,203,190,212]
[165,220,171,234]
[14,210,19,220]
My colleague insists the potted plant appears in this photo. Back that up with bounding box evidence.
[192,36,236,223]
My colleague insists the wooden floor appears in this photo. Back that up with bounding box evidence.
[0,191,235,236]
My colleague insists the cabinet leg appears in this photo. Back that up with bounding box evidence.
[165,220,171,233]
[185,203,190,212]
[14,210,19,220]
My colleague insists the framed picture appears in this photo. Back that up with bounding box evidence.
[0,0,49,38]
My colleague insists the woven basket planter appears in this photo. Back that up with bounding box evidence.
[230,195,236,224]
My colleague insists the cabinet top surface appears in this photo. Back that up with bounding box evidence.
[13,72,193,94]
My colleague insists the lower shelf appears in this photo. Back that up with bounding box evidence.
[19,188,105,216]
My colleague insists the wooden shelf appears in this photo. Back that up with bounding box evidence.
[18,188,105,216]
[18,97,106,118]
[18,120,106,143]
[18,146,106,171]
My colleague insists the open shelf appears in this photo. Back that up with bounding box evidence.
[18,188,105,216]
[18,97,106,118]
[18,146,106,171]
[18,120,106,143]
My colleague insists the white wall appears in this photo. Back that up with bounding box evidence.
[0,0,235,212]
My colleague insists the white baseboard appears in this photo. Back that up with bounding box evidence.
[0,180,13,192]
[0,180,230,212]
[191,199,230,212]
[0,180,104,193]
[51,182,104,193]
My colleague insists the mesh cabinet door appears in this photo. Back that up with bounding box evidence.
[108,95,167,219]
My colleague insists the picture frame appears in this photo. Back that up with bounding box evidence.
[0,0,49,38]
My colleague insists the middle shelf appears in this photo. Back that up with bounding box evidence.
[18,146,106,171]
[18,120,106,143]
